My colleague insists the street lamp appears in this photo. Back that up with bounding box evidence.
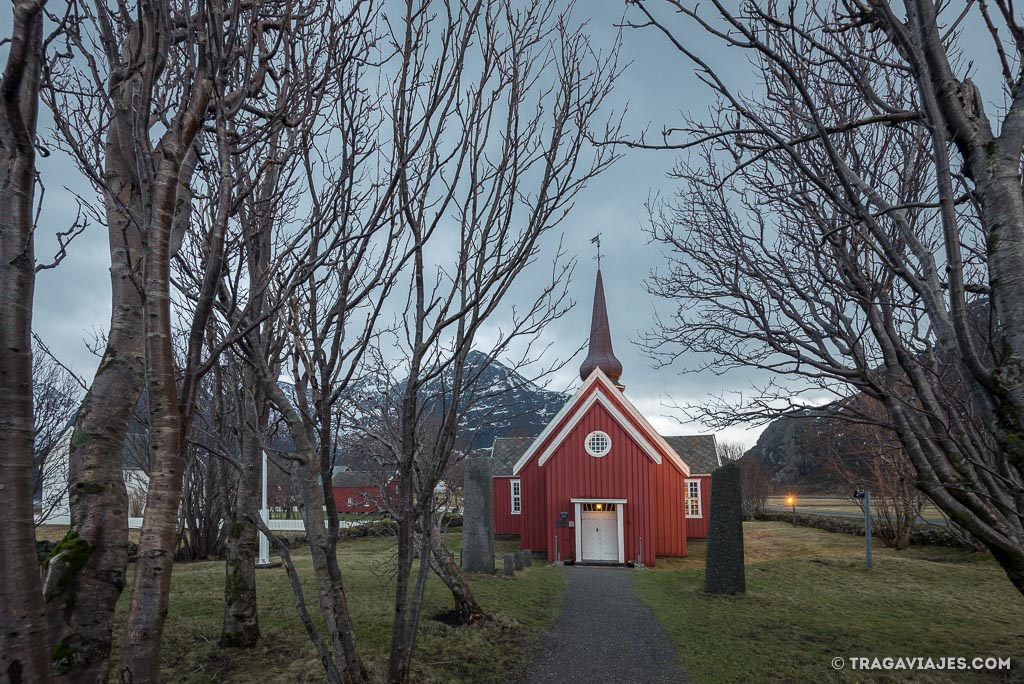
[786,495,796,526]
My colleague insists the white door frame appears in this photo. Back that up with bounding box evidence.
[571,498,626,564]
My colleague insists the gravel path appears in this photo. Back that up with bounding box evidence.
[522,566,687,684]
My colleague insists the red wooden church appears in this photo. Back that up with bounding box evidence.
[490,269,719,566]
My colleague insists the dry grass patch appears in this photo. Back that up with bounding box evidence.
[641,522,1023,683]
[96,533,563,682]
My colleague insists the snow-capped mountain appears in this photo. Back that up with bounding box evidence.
[276,350,569,453]
[417,350,568,450]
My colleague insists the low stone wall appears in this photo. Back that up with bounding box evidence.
[38,538,139,563]
[753,511,970,548]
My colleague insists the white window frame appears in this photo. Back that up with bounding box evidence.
[584,430,612,457]
[685,479,702,519]
[510,479,521,515]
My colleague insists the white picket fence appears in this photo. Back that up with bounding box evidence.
[40,514,359,531]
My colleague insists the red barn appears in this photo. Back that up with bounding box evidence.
[331,471,395,513]
[490,269,719,566]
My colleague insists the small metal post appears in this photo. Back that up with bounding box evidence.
[554,533,560,563]
[791,500,796,527]
[637,536,643,567]
[864,490,872,570]
[257,449,278,568]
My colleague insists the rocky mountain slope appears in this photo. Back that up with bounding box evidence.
[416,350,569,450]
[744,408,841,489]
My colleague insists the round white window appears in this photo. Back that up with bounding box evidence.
[584,431,611,457]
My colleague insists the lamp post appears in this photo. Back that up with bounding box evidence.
[786,495,796,526]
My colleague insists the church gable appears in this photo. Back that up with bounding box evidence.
[511,369,690,477]
[540,400,656,475]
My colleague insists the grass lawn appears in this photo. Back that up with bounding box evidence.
[96,533,563,683]
[638,522,1024,683]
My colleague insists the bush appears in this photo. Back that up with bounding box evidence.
[753,511,972,548]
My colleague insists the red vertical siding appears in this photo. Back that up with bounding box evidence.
[492,375,703,564]
[332,485,384,513]
[541,402,659,566]
[492,476,521,535]
[516,459,548,554]
[684,474,712,539]
[653,458,689,556]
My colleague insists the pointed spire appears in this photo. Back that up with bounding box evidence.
[579,269,623,384]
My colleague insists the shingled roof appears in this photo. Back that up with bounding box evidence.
[331,471,383,488]
[661,435,720,475]
[490,433,719,476]
[490,437,534,476]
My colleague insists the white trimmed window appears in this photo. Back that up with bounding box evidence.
[685,479,701,518]
[584,430,612,457]
[511,479,521,515]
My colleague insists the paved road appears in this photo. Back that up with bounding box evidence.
[765,506,949,526]
[523,566,686,684]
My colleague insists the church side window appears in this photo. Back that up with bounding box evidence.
[511,479,521,515]
[685,479,701,518]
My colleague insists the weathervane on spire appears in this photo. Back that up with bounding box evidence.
[591,233,602,270]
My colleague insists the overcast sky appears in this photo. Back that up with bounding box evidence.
[25,2,833,450]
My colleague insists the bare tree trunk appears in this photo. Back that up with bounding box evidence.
[387,368,421,684]
[220,367,263,648]
[45,158,142,684]
[0,2,50,682]
[426,518,487,624]
[42,22,154,681]
[119,96,209,681]
[254,365,369,683]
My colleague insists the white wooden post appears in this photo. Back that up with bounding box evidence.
[257,449,272,567]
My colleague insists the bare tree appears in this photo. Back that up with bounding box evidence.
[212,87,320,646]
[738,456,772,520]
[628,1,1024,594]
[717,441,745,463]
[41,0,326,678]
[348,407,488,625]
[41,0,200,673]
[219,4,401,679]
[375,3,622,680]
[0,0,51,680]
[823,396,926,550]
[719,441,771,519]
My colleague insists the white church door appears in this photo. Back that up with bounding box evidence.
[580,504,619,562]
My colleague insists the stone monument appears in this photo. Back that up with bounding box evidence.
[460,456,495,573]
[704,462,746,594]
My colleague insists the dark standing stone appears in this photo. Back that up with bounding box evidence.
[514,551,524,571]
[705,462,745,594]
[461,456,495,573]
[503,554,516,576]
[521,549,533,567]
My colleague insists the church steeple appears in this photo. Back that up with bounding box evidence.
[579,268,623,384]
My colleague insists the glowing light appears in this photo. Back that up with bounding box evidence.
[596,503,602,510]
[786,496,795,506]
